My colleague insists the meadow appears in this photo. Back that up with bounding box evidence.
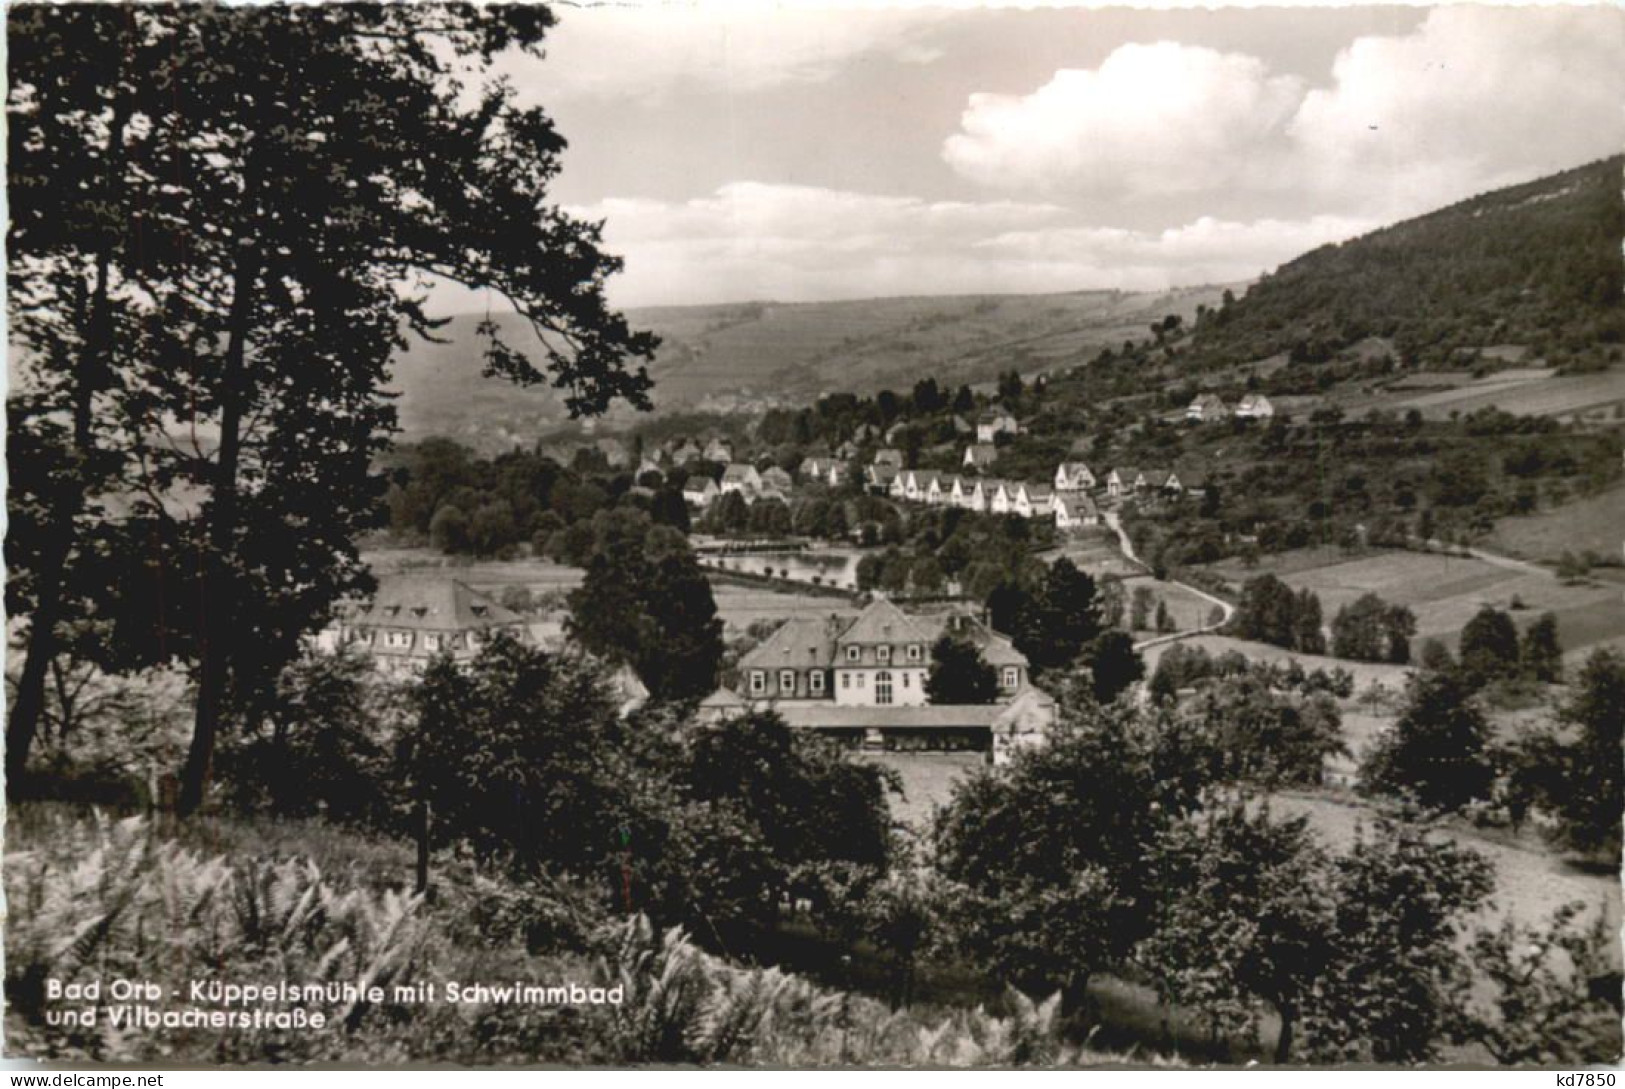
[1198,547,1625,664]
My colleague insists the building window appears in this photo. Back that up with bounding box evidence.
[424,633,440,651]
[907,644,922,662]
[1003,667,1019,689]
[846,645,861,662]
[878,645,891,664]
[779,669,796,694]
[857,673,866,688]
[810,672,825,695]
[902,672,910,688]
[875,671,893,705]
[750,671,766,695]
[841,673,850,689]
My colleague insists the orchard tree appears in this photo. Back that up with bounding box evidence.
[1358,671,1494,813]
[1520,612,1564,683]
[1300,819,1494,1063]
[1458,604,1521,688]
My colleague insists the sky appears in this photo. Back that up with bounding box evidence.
[440,2,1625,310]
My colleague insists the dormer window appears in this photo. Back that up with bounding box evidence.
[810,672,825,694]
[878,646,891,664]
[847,646,860,662]
[907,644,922,661]
[779,669,795,693]
[750,670,767,695]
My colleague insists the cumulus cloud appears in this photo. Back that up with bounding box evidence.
[505,7,947,101]
[944,41,1304,198]
[565,183,1373,306]
[943,7,1625,219]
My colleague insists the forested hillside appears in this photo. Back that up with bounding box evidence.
[1186,157,1624,372]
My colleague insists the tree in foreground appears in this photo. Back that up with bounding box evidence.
[925,634,999,704]
[1140,802,1334,1063]
[1299,818,1494,1063]
[932,701,1210,1014]
[1520,612,1564,683]
[1505,649,1625,861]
[1358,670,1494,812]
[6,4,657,812]
[1464,902,1623,1064]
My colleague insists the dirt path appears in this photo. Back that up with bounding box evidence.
[1101,510,1236,650]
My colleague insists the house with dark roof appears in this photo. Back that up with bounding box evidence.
[1054,461,1096,492]
[975,408,1019,443]
[1186,393,1230,422]
[331,575,528,677]
[962,443,998,470]
[737,600,1029,709]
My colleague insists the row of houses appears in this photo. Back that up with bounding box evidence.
[1187,392,1275,422]
[882,470,1101,529]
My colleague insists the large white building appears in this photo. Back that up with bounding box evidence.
[326,574,528,677]
[737,600,1029,708]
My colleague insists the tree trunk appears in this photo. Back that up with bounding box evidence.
[7,88,130,791]
[176,242,260,817]
[1274,1004,1296,1064]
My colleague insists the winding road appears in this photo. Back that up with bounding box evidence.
[1100,509,1236,651]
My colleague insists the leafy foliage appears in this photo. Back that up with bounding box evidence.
[1358,671,1495,812]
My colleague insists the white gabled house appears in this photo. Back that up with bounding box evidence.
[1054,462,1096,492]
[1106,467,1139,499]
[962,443,998,470]
[682,477,720,507]
[975,408,1019,444]
[1236,393,1275,419]
[720,463,762,497]
[1053,492,1100,530]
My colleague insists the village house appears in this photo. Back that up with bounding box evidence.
[988,479,1015,515]
[975,408,1019,444]
[670,439,702,464]
[1053,492,1100,531]
[329,575,529,678]
[954,477,987,512]
[1106,467,1139,499]
[1054,462,1096,492]
[1235,393,1275,419]
[1186,393,1230,422]
[682,476,720,507]
[759,465,793,492]
[962,443,998,470]
[883,421,910,445]
[703,437,735,463]
[835,439,861,460]
[736,600,1031,708]
[873,448,905,470]
[799,456,837,482]
[720,462,763,497]
[951,413,974,435]
[1014,482,1054,519]
[926,474,953,506]
[866,463,900,494]
[635,456,665,481]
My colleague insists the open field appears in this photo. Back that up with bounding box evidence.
[1140,633,1415,694]
[1199,548,1625,662]
[1120,575,1225,638]
[1484,484,1625,563]
[1388,367,1625,420]
[712,583,859,632]
[363,549,584,592]
[1273,791,1622,968]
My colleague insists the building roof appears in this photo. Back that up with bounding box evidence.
[700,687,749,709]
[345,575,522,632]
[760,466,793,487]
[873,448,904,468]
[739,616,841,672]
[840,599,936,647]
[721,463,759,483]
[683,477,718,495]
[1112,466,1142,483]
[964,443,998,462]
[1024,483,1054,502]
[992,685,1057,736]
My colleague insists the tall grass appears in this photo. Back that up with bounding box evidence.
[4,808,1176,1066]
